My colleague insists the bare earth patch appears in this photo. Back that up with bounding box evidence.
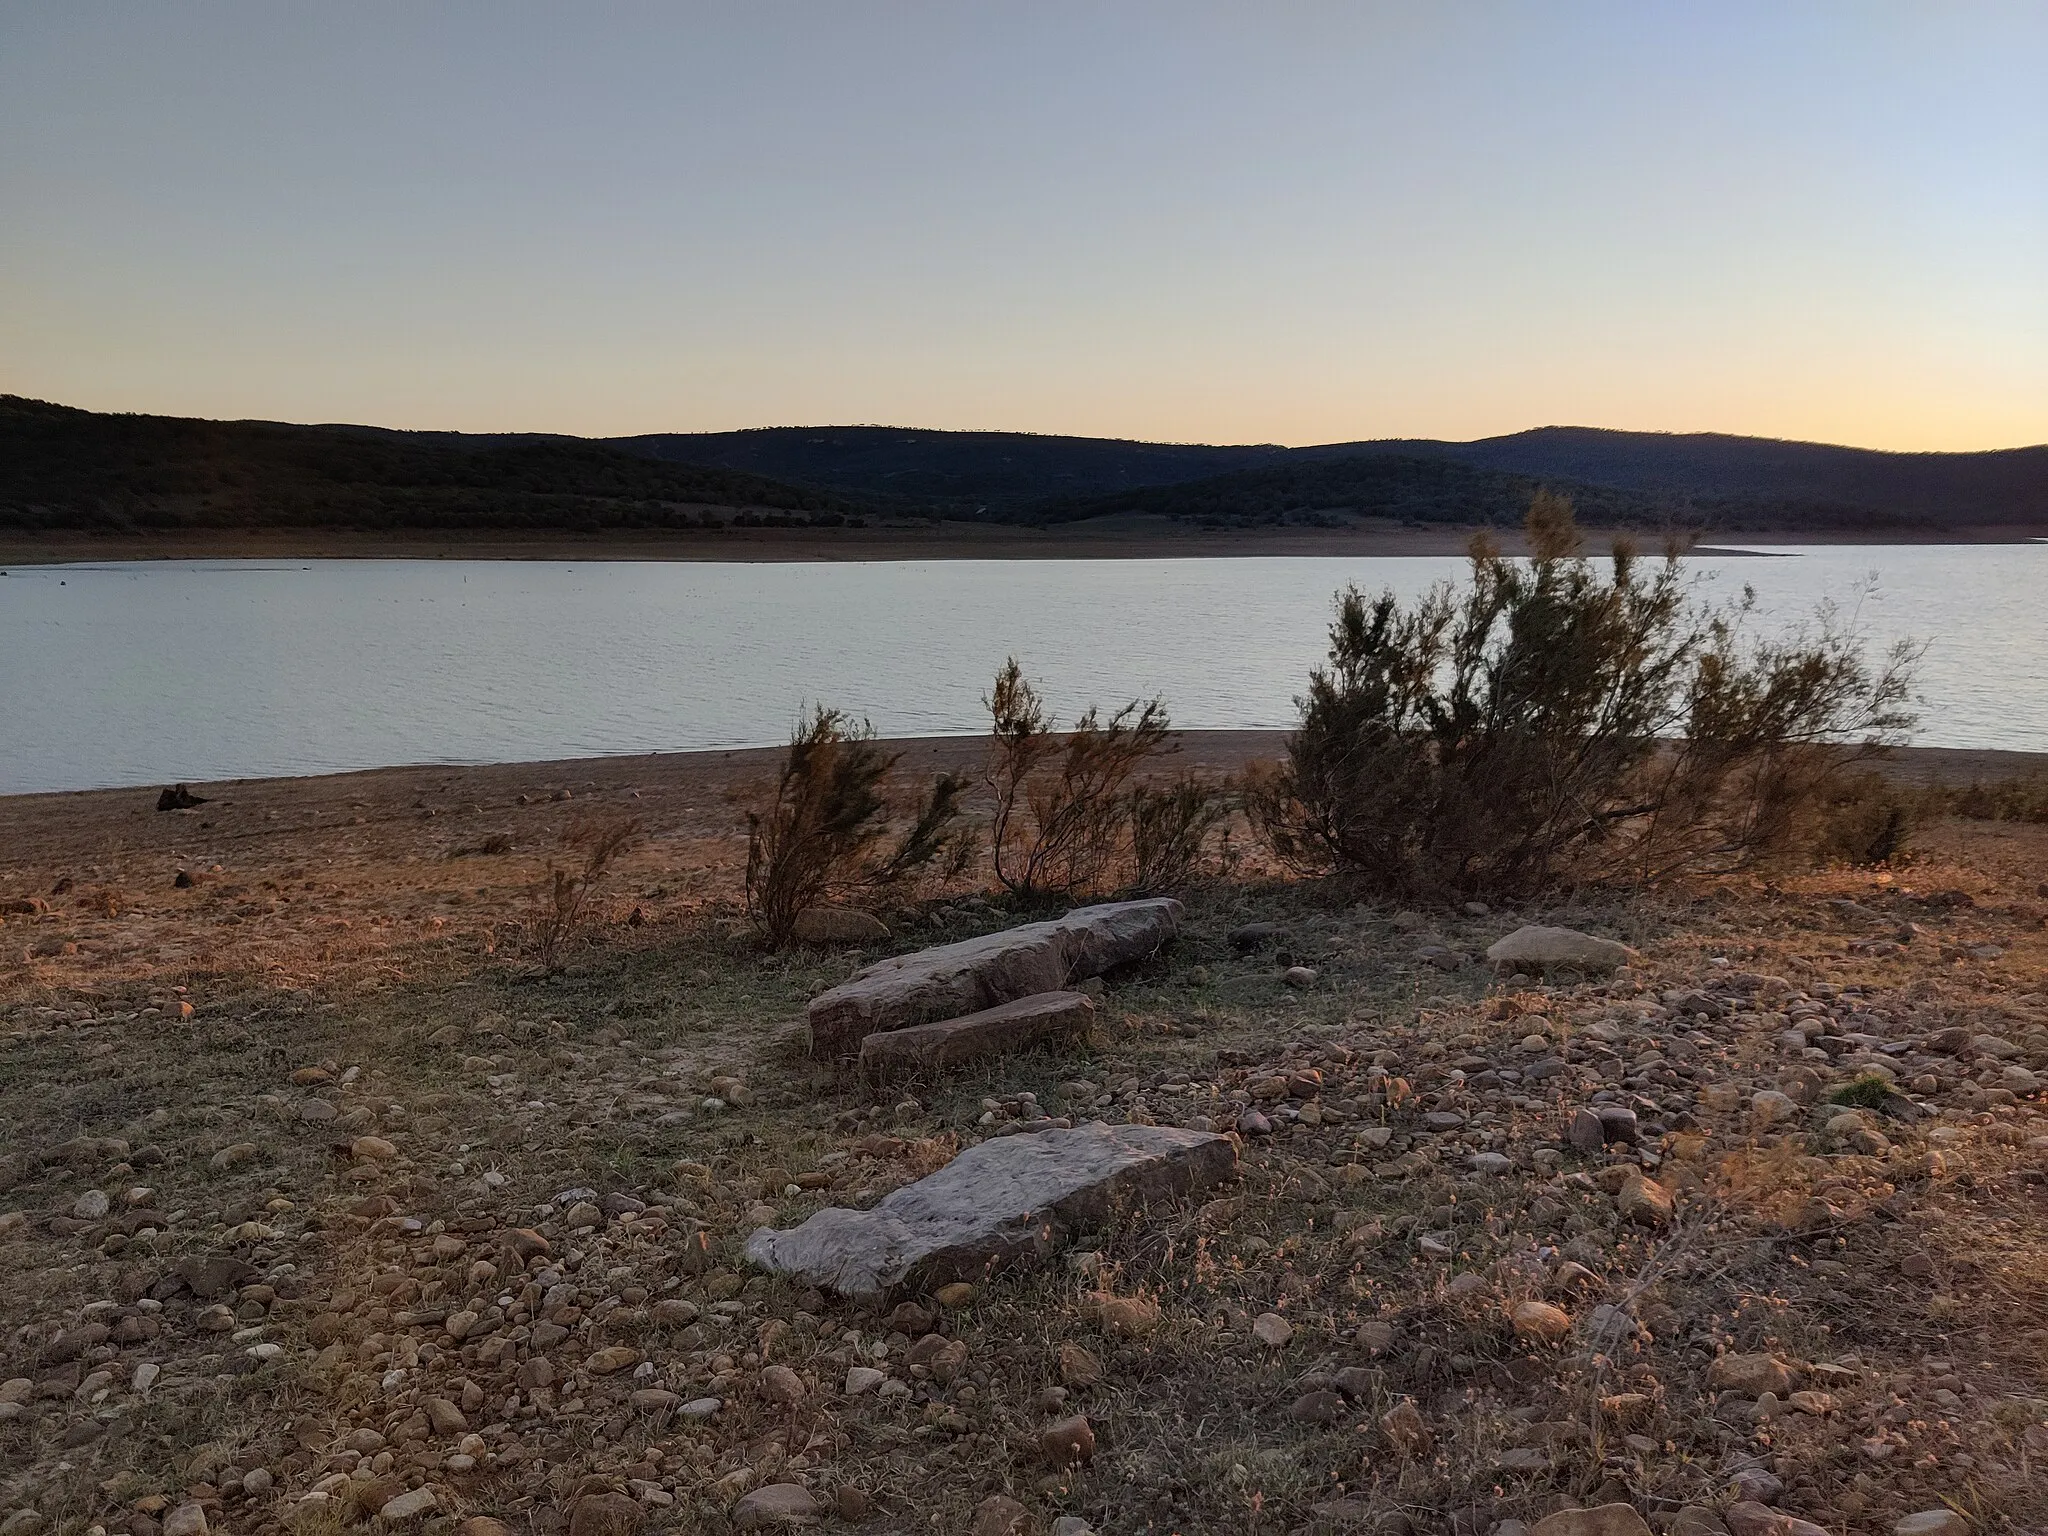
[2,753,2045,1536]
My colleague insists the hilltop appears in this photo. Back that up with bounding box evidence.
[5,396,2045,554]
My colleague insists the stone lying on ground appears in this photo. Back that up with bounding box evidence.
[791,905,890,945]
[807,898,1181,1057]
[858,990,1094,1084]
[745,1119,1235,1298]
[1486,924,1636,975]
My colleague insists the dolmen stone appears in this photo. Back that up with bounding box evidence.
[1486,924,1636,975]
[806,898,1181,1058]
[744,1119,1235,1299]
[859,990,1094,1085]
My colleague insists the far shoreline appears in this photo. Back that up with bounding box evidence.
[2,520,2044,567]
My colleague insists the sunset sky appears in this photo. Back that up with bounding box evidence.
[3,3,2043,450]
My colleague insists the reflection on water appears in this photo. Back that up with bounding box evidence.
[1,545,2042,793]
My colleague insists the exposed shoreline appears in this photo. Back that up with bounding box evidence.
[2,520,2043,566]
[3,732,2040,816]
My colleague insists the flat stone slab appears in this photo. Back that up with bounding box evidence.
[859,990,1094,1085]
[1486,924,1636,974]
[744,1119,1235,1299]
[806,898,1181,1058]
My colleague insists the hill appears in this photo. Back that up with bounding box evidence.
[616,423,2048,531]
[0,396,867,535]
[5,396,2042,542]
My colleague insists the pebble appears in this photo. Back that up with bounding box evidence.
[1510,1300,1572,1344]
[1894,1515,1971,1536]
[161,1507,207,1536]
[732,1484,822,1530]
[379,1488,438,1523]
[1040,1413,1096,1467]
[1252,1312,1293,1348]
[758,1364,806,1403]
[71,1189,110,1220]
[844,1366,885,1395]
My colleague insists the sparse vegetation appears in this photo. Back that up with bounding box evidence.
[744,707,971,947]
[526,816,639,973]
[983,659,1231,898]
[1250,493,1919,898]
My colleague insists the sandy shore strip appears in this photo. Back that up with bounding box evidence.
[3,520,2044,567]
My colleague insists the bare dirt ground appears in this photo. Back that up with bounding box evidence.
[3,741,2046,1536]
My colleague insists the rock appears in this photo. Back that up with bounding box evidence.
[630,1389,680,1412]
[792,906,891,945]
[835,1488,872,1521]
[1289,1390,1347,1425]
[1282,966,1317,988]
[1487,925,1635,975]
[1894,1514,1970,1536]
[1087,1292,1160,1336]
[844,1366,885,1395]
[585,1346,639,1375]
[1568,1109,1605,1153]
[1228,922,1287,951]
[1617,1173,1673,1227]
[758,1364,806,1403]
[1057,1343,1102,1386]
[732,1484,823,1529]
[1237,1108,1272,1137]
[1530,1507,1654,1536]
[1252,1312,1293,1348]
[162,1506,208,1536]
[568,1492,642,1536]
[1380,1399,1433,1456]
[1725,1504,1821,1536]
[679,1397,722,1418]
[156,784,208,811]
[1510,1300,1572,1344]
[806,899,1182,1057]
[1749,1091,1797,1128]
[1706,1353,1795,1397]
[745,1119,1235,1298]
[424,1397,468,1435]
[461,1521,515,1536]
[971,1496,1033,1536]
[1041,1414,1096,1467]
[859,991,1095,1084]
[1670,1509,1730,1536]
[71,1188,110,1220]
[380,1489,439,1523]
[1050,1521,1094,1536]
[351,1135,398,1161]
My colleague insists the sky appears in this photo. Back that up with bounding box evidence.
[2,3,2044,450]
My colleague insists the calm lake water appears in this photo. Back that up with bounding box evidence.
[2,545,2043,795]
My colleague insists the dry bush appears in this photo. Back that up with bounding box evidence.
[1929,772,2048,825]
[984,659,1230,897]
[527,816,638,973]
[1815,770,1919,865]
[744,706,971,948]
[1250,493,1918,898]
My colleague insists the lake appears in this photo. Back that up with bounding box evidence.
[2,544,2043,794]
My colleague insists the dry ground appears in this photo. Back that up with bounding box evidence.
[2,746,2046,1536]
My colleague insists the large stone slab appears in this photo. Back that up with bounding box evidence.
[806,898,1181,1058]
[859,990,1095,1085]
[744,1119,1235,1299]
[1486,924,1636,975]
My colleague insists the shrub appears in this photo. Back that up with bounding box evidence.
[528,817,639,973]
[984,659,1228,897]
[1250,493,1918,897]
[745,707,971,947]
[1816,771,1919,865]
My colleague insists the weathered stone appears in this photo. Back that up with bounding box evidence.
[858,991,1095,1084]
[745,1119,1234,1298]
[1894,1514,1970,1536]
[1617,1173,1674,1227]
[1530,1507,1654,1536]
[1707,1353,1795,1397]
[1289,1390,1347,1425]
[1057,1343,1101,1386]
[1252,1312,1293,1348]
[806,899,1181,1057]
[1511,1300,1572,1344]
[732,1483,823,1529]
[379,1488,439,1523]
[1041,1414,1096,1466]
[758,1364,806,1403]
[162,1506,208,1536]
[567,1492,641,1536]
[791,906,890,946]
[1487,925,1636,975]
[1380,1399,1433,1456]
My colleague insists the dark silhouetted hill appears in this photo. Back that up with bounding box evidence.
[0,397,867,534]
[6,397,2041,538]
